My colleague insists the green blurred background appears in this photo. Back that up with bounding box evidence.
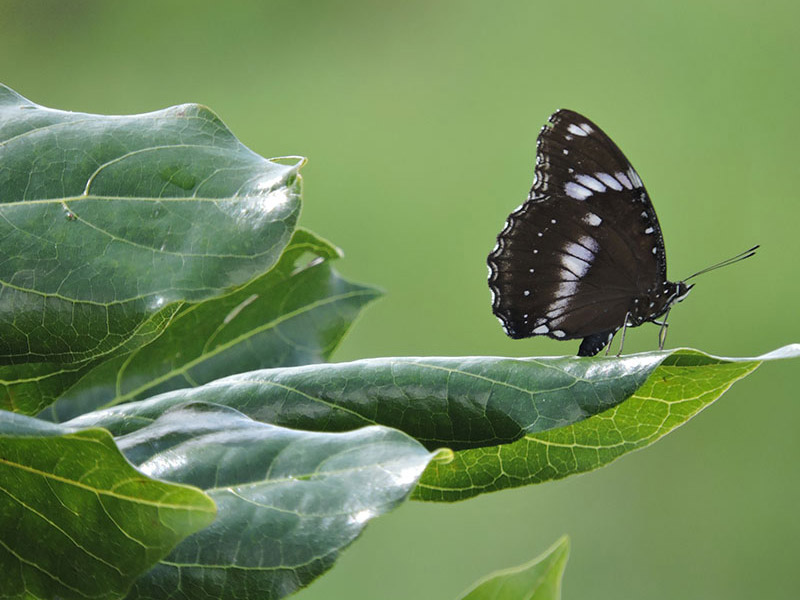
[2,1,797,598]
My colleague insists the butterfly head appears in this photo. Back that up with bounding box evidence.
[639,281,694,325]
[672,281,694,305]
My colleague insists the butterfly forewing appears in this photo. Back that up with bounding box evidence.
[488,109,668,345]
[532,111,641,200]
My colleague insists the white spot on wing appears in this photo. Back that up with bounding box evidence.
[578,235,599,254]
[645,227,654,234]
[615,171,633,189]
[558,268,579,281]
[567,123,589,137]
[554,281,578,297]
[575,174,606,193]
[595,172,623,191]
[561,254,588,278]
[583,212,602,227]
[557,237,597,286]
[533,325,549,334]
[627,167,643,188]
[546,298,569,315]
[579,123,594,135]
[565,182,592,200]
[552,329,566,338]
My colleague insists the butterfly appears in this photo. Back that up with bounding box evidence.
[487,109,757,357]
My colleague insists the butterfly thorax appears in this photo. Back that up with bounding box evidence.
[629,281,693,326]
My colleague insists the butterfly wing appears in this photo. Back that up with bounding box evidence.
[488,109,667,343]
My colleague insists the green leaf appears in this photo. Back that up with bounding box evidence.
[458,536,569,600]
[64,353,667,446]
[0,410,216,600]
[67,346,800,504]
[44,228,382,422]
[0,303,182,417]
[414,346,799,501]
[109,402,438,600]
[0,84,301,413]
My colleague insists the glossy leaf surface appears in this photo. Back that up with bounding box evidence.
[0,411,216,600]
[8,346,794,598]
[65,353,668,449]
[112,402,437,600]
[44,228,382,421]
[65,347,800,505]
[0,84,301,413]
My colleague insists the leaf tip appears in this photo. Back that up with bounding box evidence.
[432,447,455,464]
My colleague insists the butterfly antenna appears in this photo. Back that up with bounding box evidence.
[683,245,759,282]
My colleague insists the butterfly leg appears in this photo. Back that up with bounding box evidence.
[655,308,671,350]
[615,312,632,357]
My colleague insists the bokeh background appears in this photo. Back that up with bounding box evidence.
[2,1,797,598]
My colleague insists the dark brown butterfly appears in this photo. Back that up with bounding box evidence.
[488,109,757,356]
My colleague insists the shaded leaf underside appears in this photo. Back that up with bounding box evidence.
[414,351,763,500]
